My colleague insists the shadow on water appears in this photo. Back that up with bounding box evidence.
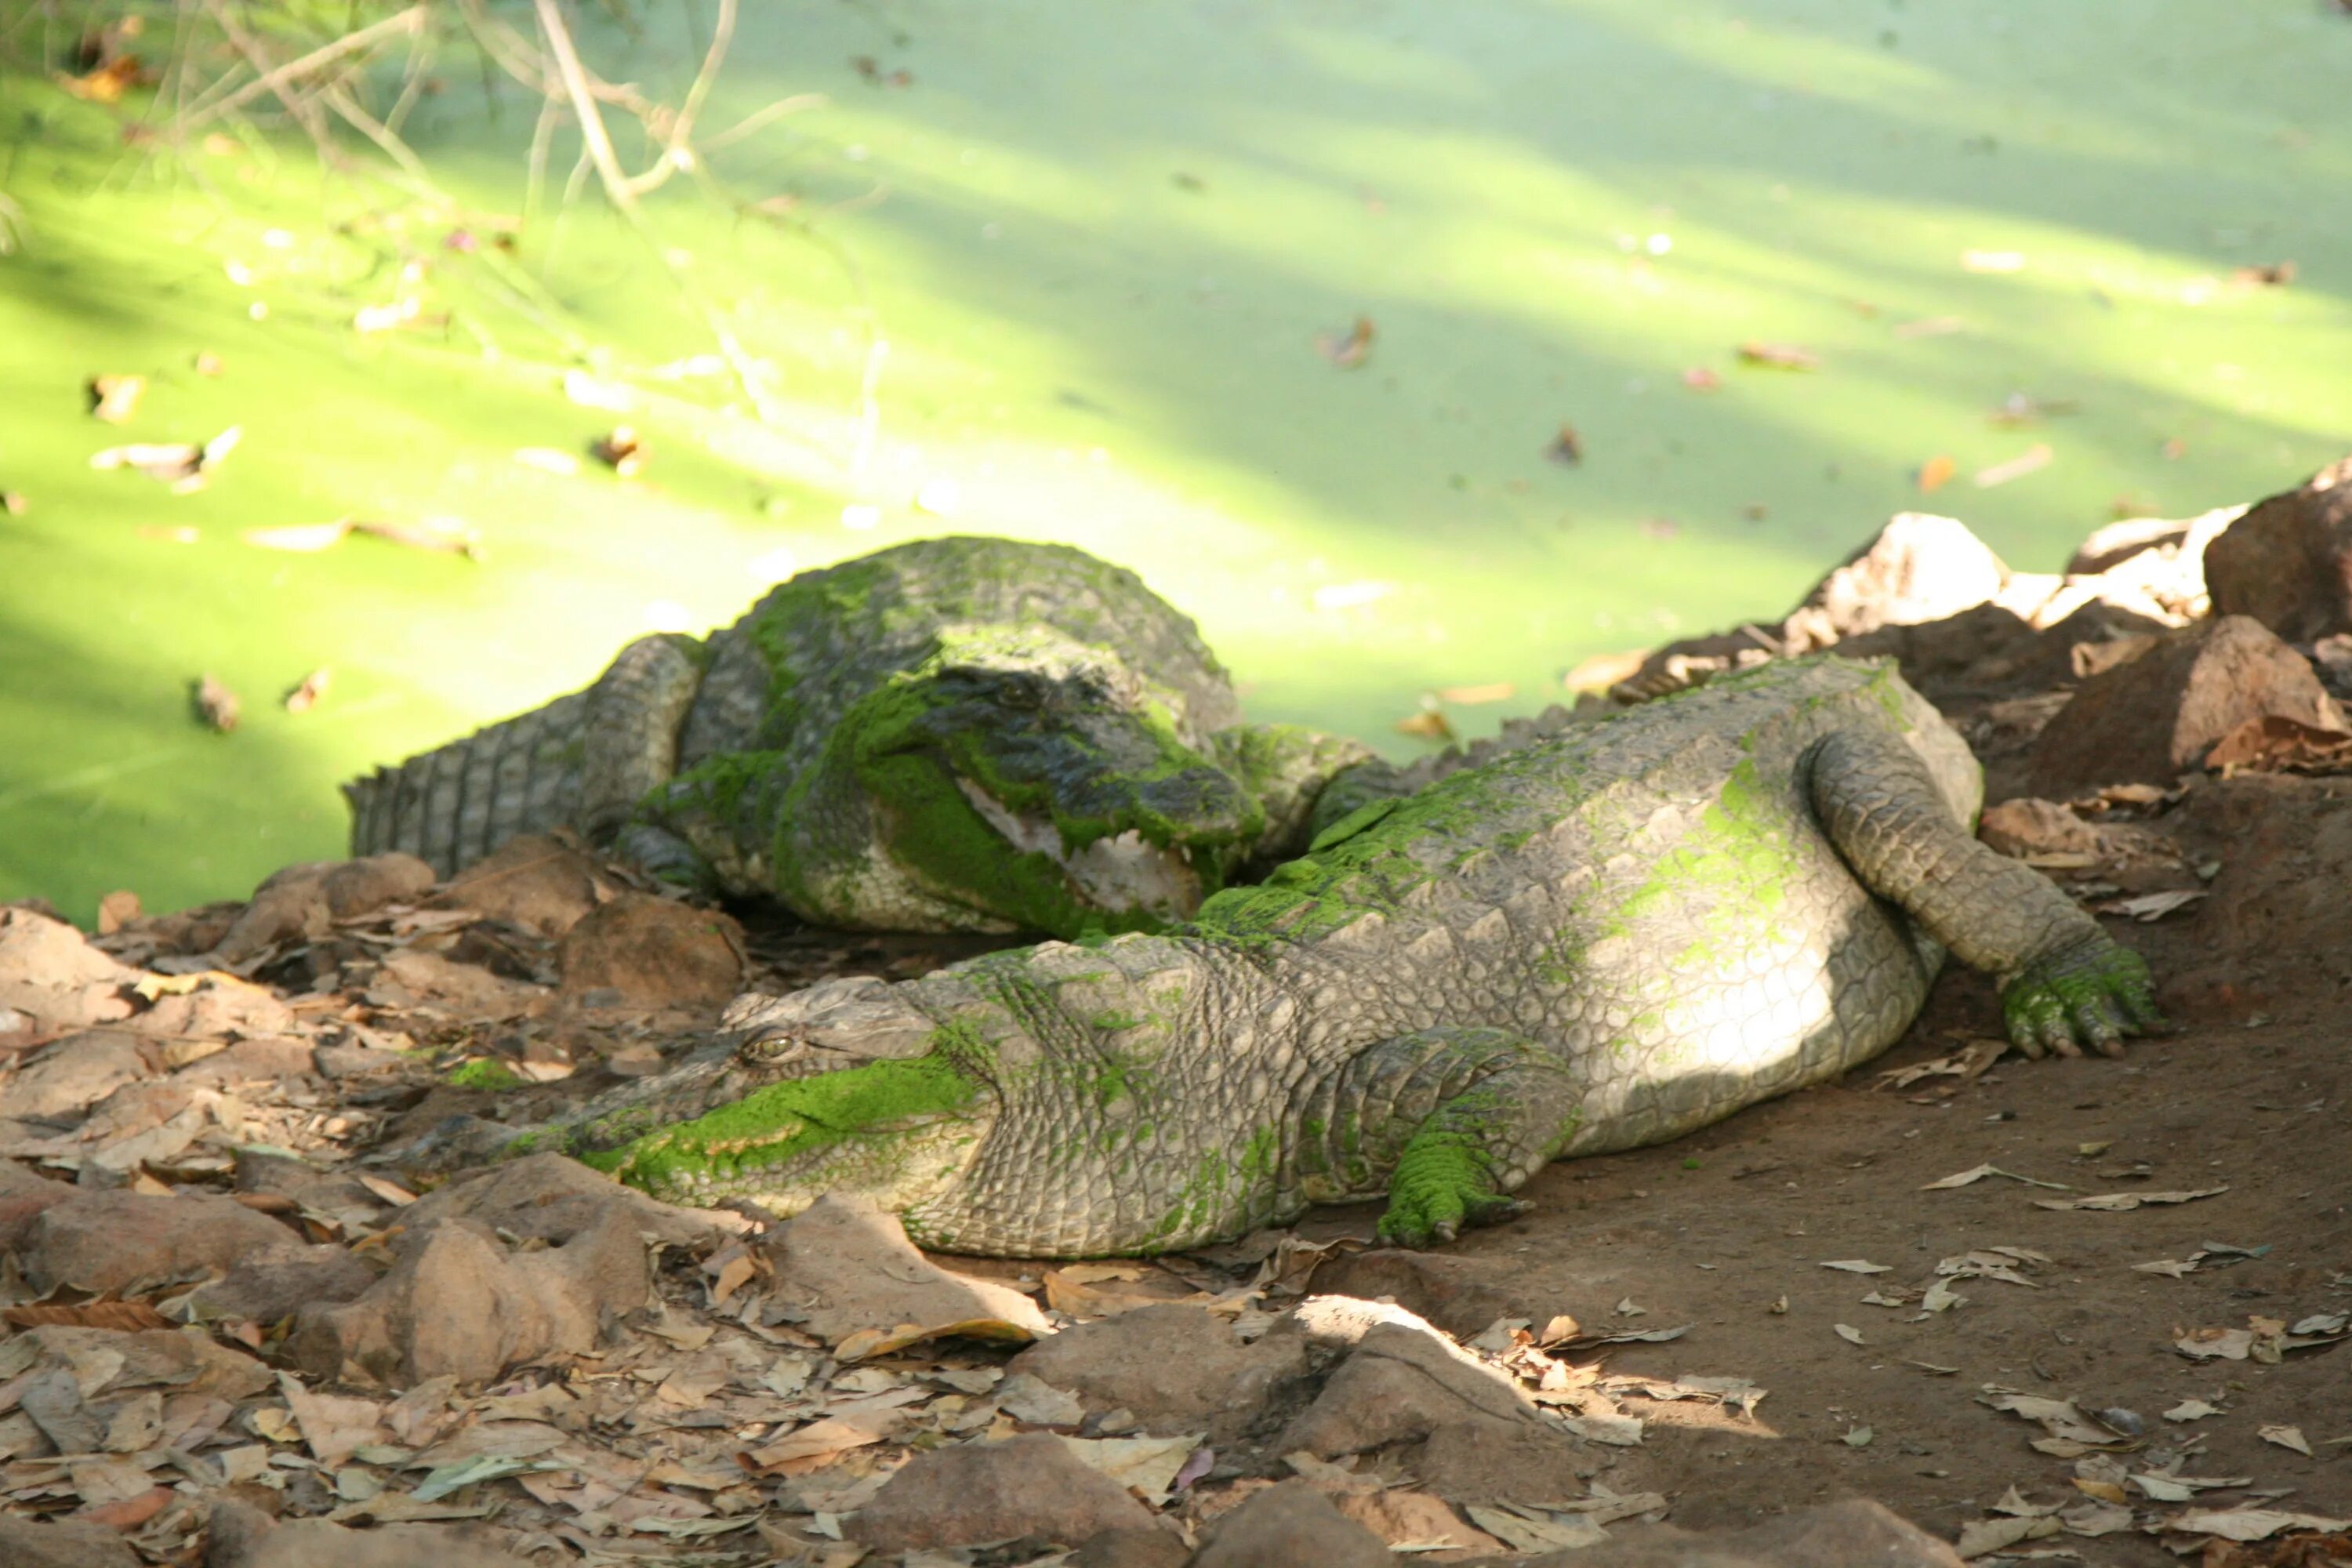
[2,0,2347,920]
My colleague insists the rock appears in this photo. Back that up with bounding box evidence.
[0,908,138,1033]
[287,1189,662,1388]
[1007,1302,1309,1439]
[848,1432,1160,1551]
[20,1189,296,1294]
[1069,1526,1192,1568]
[1330,1488,1504,1559]
[192,1243,380,1325]
[284,1157,731,1387]
[1519,1497,1964,1566]
[437,834,613,938]
[1978,798,2100,858]
[1411,1417,1599,1508]
[4,1030,154,1119]
[202,1506,534,1568]
[1279,1319,1534,1457]
[558,893,743,1008]
[1784,513,2012,643]
[2204,456,2352,641]
[0,1164,74,1253]
[1189,1479,1392,1568]
[766,1194,1051,1347]
[2030,615,2347,797]
[0,1514,140,1568]
[1304,1251,1529,1340]
[212,855,435,962]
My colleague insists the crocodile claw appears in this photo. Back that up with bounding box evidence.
[2000,937,2164,1061]
[1376,1189,1530,1250]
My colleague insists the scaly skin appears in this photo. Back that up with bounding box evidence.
[344,538,1374,938]
[487,657,2159,1257]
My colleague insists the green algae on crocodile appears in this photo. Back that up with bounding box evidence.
[344,537,1380,938]
[460,655,2161,1258]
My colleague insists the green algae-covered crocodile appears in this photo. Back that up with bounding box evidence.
[346,537,1374,938]
[487,656,2159,1257]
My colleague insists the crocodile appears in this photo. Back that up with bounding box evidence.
[483,656,2159,1257]
[344,537,1373,938]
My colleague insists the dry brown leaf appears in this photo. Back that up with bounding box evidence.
[2,1300,171,1331]
[56,54,148,103]
[2260,1424,2314,1457]
[2169,1508,2352,1542]
[2205,714,2352,775]
[1737,341,1819,370]
[89,374,145,423]
[2035,1186,2227,1212]
[1923,1163,2070,1191]
[1832,1323,1865,1345]
[833,1316,1043,1362]
[1918,455,1956,494]
[2097,889,2208,922]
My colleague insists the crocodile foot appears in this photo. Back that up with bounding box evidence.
[1376,1132,1531,1248]
[2000,935,2164,1060]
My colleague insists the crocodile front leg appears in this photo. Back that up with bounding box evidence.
[1806,728,2163,1058]
[1300,1026,1586,1247]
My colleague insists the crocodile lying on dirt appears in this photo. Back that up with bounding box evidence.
[464,656,2159,1257]
[346,537,1372,938]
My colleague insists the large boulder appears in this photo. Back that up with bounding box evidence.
[2203,454,2352,641]
[2029,615,2347,796]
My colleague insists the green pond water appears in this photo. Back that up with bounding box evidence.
[3,0,2348,925]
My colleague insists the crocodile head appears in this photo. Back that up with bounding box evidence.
[581,978,1000,1221]
[842,626,1264,933]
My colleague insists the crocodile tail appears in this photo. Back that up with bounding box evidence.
[343,691,593,877]
[343,633,707,878]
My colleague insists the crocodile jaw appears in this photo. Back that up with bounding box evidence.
[956,779,1203,920]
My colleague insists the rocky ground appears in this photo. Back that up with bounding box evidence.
[9,460,2352,1568]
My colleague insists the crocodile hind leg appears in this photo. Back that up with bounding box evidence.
[1806,728,2162,1058]
[1301,1026,1587,1247]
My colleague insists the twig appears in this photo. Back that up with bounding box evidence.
[529,0,786,425]
[180,5,427,129]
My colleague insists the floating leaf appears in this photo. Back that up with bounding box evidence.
[593,426,648,477]
[1315,315,1376,368]
[193,674,241,733]
[283,669,332,713]
[1973,444,2053,488]
[88,373,144,423]
[1917,454,1955,494]
[1435,682,1515,706]
[1737,341,1819,370]
[1545,424,1584,465]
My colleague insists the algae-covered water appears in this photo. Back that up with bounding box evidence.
[3,0,2349,924]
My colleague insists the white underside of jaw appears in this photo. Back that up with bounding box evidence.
[957,780,1200,916]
